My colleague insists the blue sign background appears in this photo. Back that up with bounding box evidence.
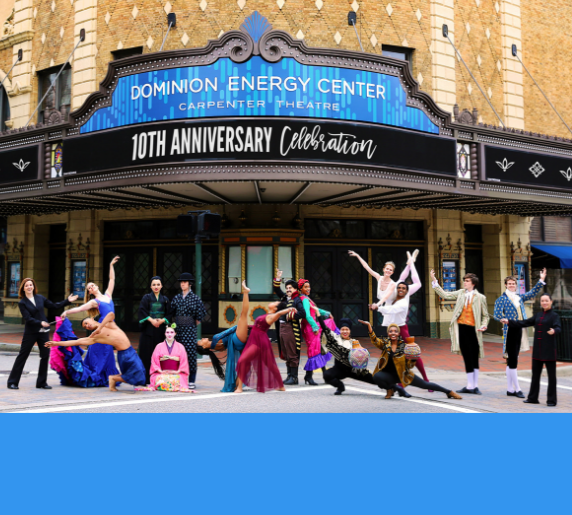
[81,56,438,134]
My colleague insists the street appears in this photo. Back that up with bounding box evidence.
[2,348,571,413]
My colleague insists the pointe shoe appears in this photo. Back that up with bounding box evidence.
[411,249,419,263]
[406,251,413,265]
[385,389,395,399]
[448,391,462,399]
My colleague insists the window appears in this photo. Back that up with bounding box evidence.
[37,65,72,124]
[382,45,413,69]
[532,217,572,243]
[112,47,143,61]
[0,85,9,131]
[278,246,293,282]
[246,246,273,294]
[228,246,242,294]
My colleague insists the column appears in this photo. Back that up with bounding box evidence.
[430,0,456,114]
[72,0,98,110]
[500,0,524,129]
[8,0,34,128]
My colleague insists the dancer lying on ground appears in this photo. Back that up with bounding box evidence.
[46,311,146,392]
[358,320,462,400]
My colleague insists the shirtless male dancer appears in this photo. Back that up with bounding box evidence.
[46,311,146,391]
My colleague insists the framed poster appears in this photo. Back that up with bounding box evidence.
[72,260,87,297]
[513,263,528,295]
[8,262,21,298]
[442,260,458,292]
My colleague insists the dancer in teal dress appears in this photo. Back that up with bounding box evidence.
[198,281,251,392]
[61,256,121,386]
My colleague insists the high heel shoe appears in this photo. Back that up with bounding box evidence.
[304,371,318,385]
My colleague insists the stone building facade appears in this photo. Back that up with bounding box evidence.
[1,1,571,338]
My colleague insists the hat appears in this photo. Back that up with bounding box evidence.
[339,318,353,330]
[297,278,309,290]
[178,272,195,282]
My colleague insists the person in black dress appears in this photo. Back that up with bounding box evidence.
[7,278,78,390]
[138,276,171,384]
[501,293,561,407]
[170,272,206,389]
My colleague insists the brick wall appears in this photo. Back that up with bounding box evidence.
[0,1,570,135]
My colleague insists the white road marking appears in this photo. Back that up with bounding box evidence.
[517,376,572,391]
[10,385,332,413]
[345,386,482,413]
[11,384,480,414]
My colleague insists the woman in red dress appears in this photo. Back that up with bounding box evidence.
[236,283,296,393]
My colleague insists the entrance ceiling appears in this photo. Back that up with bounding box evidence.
[2,179,572,217]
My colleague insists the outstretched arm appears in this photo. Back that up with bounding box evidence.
[376,282,396,308]
[105,256,120,298]
[266,307,296,326]
[90,312,115,338]
[348,251,381,281]
[46,337,97,348]
[61,299,98,318]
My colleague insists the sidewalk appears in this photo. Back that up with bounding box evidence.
[1,323,570,374]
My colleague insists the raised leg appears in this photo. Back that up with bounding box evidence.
[236,281,250,343]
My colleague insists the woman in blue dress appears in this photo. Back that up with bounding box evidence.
[60,256,121,386]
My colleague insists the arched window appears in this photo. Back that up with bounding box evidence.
[0,84,10,131]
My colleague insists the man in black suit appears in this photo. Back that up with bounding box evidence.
[7,278,77,390]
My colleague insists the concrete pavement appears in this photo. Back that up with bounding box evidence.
[2,345,571,413]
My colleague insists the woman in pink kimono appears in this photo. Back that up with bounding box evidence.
[137,325,190,392]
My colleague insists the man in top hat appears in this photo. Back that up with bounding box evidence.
[273,269,303,385]
[170,272,206,389]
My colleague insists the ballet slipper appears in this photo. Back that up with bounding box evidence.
[406,251,413,266]
[411,249,419,263]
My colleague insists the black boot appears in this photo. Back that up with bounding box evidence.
[304,370,318,385]
[283,366,291,383]
[284,366,299,385]
[334,381,345,395]
[394,384,412,398]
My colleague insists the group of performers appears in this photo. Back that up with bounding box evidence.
[4,249,562,407]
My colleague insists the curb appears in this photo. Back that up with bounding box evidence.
[0,343,38,354]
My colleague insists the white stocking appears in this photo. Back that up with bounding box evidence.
[473,368,479,388]
[506,366,514,392]
[466,372,475,390]
[510,368,521,393]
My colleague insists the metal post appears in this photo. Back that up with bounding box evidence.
[160,13,177,51]
[0,49,23,90]
[26,29,85,127]
[512,45,572,137]
[195,233,202,341]
[442,24,505,128]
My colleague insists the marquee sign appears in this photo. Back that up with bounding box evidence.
[485,145,572,191]
[0,145,40,185]
[79,55,439,135]
[65,118,456,176]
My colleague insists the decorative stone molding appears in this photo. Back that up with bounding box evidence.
[0,29,34,50]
